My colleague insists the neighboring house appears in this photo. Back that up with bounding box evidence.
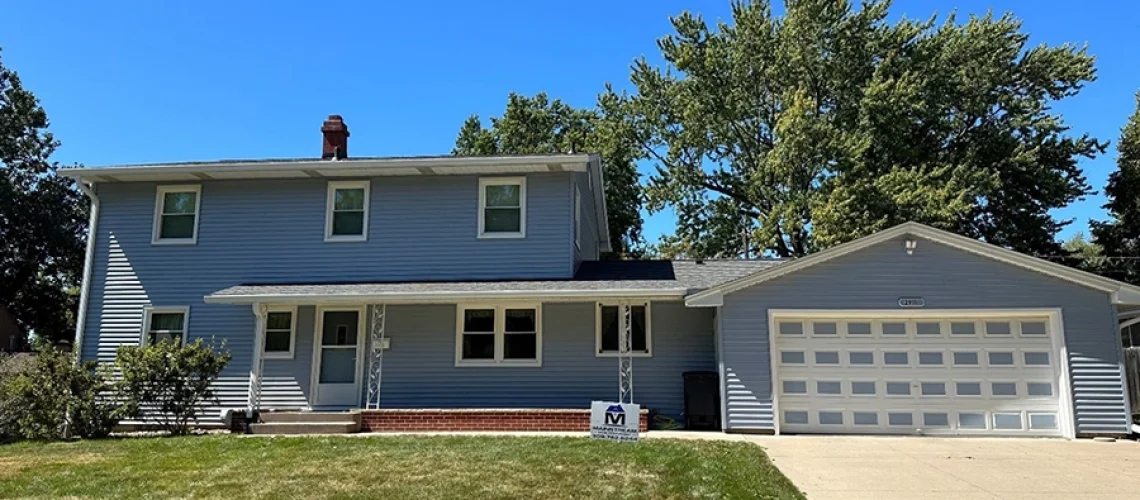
[0,305,25,353]
[62,115,1140,438]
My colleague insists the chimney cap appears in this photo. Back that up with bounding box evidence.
[321,115,349,134]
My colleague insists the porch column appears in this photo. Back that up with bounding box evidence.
[618,303,634,404]
[366,304,387,409]
[246,303,267,418]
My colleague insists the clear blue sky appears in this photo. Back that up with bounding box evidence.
[2,0,1136,244]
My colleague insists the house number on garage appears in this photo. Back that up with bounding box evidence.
[898,297,925,308]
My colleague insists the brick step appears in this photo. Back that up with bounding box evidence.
[259,411,361,424]
[248,422,360,435]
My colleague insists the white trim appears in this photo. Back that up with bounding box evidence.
[310,305,367,407]
[766,308,1076,439]
[151,184,201,245]
[454,303,542,367]
[687,222,1140,307]
[324,180,370,242]
[595,301,653,358]
[574,185,582,250]
[477,177,526,239]
[261,306,298,360]
[204,289,686,305]
[140,306,191,345]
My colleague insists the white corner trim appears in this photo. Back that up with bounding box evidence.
[140,305,191,346]
[261,305,298,360]
[477,176,526,239]
[324,180,370,242]
[151,184,201,245]
[454,303,542,367]
[1112,287,1140,305]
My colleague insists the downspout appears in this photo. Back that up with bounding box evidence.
[73,181,100,362]
[246,303,266,432]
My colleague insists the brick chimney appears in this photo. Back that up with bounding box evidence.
[321,115,350,159]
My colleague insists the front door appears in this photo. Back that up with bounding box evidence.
[313,308,364,407]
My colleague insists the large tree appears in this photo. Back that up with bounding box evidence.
[454,92,644,256]
[0,49,87,343]
[1091,92,1140,285]
[619,0,1104,258]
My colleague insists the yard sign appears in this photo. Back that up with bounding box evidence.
[590,401,640,442]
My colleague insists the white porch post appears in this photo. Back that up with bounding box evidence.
[618,303,634,404]
[366,304,387,409]
[247,303,267,419]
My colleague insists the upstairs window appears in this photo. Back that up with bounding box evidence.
[478,177,526,238]
[152,185,201,244]
[263,308,296,359]
[142,306,189,345]
[456,305,541,366]
[325,181,369,241]
[596,303,651,357]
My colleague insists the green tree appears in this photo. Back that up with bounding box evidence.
[0,49,88,343]
[1091,92,1140,285]
[618,0,1103,258]
[454,92,644,257]
[1061,232,1105,273]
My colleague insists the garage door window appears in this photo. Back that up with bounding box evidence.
[881,322,907,336]
[784,411,809,424]
[956,382,982,396]
[814,351,840,365]
[853,412,878,425]
[851,381,876,396]
[812,322,838,336]
[920,382,946,396]
[952,351,980,366]
[885,382,911,396]
[1023,352,1050,366]
[988,351,1015,366]
[958,412,986,429]
[1020,321,1048,336]
[816,381,842,395]
[782,380,808,395]
[1027,382,1053,397]
[884,351,909,365]
[780,351,805,365]
[1028,413,1058,430]
[847,322,872,336]
[916,321,942,336]
[888,412,913,426]
[993,413,1023,430]
[918,351,944,366]
[818,412,843,425]
[991,382,1018,397]
[923,412,949,427]
[950,322,977,336]
[778,321,804,336]
[985,321,1012,336]
[849,351,874,365]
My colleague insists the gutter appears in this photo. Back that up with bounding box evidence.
[73,181,99,362]
[203,288,691,305]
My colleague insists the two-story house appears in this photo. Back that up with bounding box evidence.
[63,115,1138,437]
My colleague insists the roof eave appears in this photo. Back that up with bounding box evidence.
[203,287,688,305]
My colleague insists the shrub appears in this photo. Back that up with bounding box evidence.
[0,341,121,441]
[114,338,231,435]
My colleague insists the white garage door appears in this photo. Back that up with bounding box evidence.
[773,312,1070,437]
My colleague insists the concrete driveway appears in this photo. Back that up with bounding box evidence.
[750,435,1140,500]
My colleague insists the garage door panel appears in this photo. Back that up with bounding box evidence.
[774,313,1065,437]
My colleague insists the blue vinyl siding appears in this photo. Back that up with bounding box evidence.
[81,173,573,413]
[718,235,1130,435]
[572,171,600,268]
[369,301,713,418]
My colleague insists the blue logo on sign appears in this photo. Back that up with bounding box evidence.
[605,405,625,426]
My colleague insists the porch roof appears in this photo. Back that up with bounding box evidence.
[203,260,783,304]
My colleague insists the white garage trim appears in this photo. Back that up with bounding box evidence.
[767,308,1074,439]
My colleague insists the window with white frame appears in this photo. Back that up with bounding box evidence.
[325,181,369,241]
[456,305,540,365]
[263,308,296,359]
[142,307,189,345]
[152,185,201,244]
[574,186,582,249]
[478,177,525,237]
[596,303,651,356]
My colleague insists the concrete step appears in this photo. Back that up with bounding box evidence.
[248,421,360,435]
[259,411,361,424]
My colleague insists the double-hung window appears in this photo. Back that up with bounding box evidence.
[478,177,526,238]
[142,306,189,345]
[596,302,651,357]
[456,305,540,366]
[152,185,201,244]
[262,308,296,359]
[325,181,369,241]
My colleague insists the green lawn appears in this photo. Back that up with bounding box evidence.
[0,435,802,499]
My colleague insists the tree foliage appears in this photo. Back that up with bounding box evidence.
[114,339,231,436]
[617,0,1103,258]
[454,92,644,257]
[0,48,88,342]
[1091,92,1140,285]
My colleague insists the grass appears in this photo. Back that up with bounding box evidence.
[0,435,803,499]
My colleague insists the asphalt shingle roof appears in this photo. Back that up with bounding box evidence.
[206,260,784,299]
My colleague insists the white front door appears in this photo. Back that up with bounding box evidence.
[313,307,365,407]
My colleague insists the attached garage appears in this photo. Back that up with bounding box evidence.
[690,222,1140,438]
[771,311,1069,437]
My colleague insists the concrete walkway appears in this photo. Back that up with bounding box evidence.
[749,435,1140,500]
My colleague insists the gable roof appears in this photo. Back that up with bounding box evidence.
[204,259,783,305]
[686,222,1140,307]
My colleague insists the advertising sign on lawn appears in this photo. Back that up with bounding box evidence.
[590,401,640,442]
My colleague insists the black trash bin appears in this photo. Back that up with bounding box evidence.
[682,371,721,430]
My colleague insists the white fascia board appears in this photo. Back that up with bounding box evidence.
[203,288,687,305]
[685,292,723,308]
[60,154,594,182]
[1112,287,1140,305]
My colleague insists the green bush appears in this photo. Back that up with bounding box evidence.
[0,341,121,441]
[114,338,231,435]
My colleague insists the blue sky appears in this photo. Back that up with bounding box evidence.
[2,0,1136,244]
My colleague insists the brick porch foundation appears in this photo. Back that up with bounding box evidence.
[359,409,650,432]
